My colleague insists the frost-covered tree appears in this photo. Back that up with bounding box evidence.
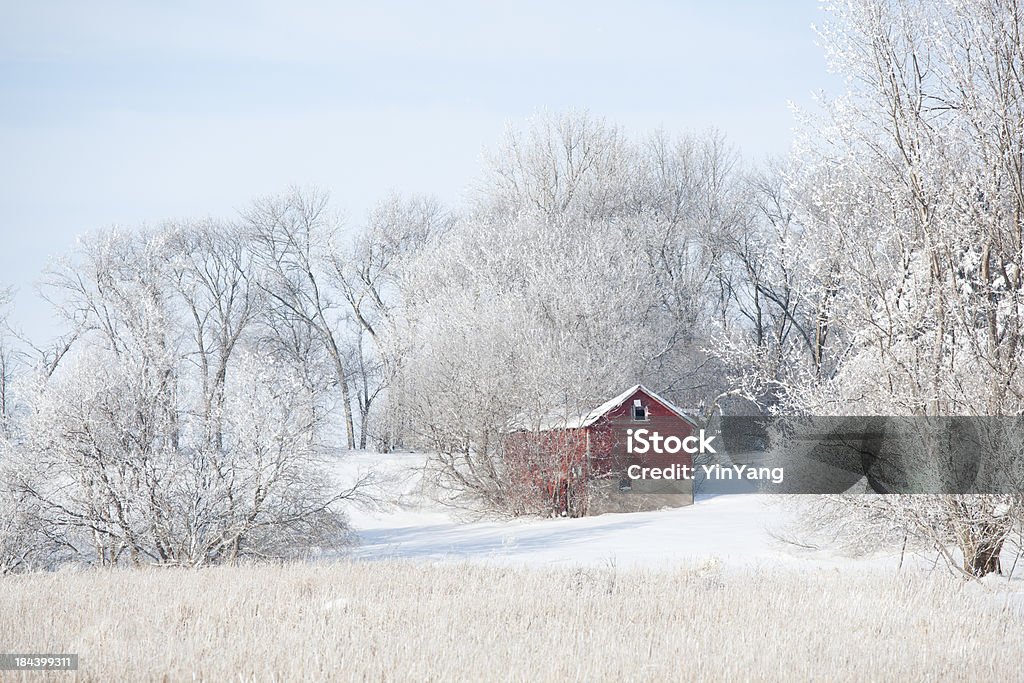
[14,347,354,566]
[0,288,12,433]
[789,0,1024,416]
[166,219,261,451]
[391,113,749,513]
[0,288,68,573]
[0,225,363,568]
[331,194,452,450]
[735,0,1024,576]
[244,187,358,449]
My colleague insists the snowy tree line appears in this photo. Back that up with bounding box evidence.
[2,0,1024,575]
[0,117,749,570]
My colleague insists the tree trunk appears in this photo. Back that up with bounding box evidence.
[359,409,369,450]
[330,351,356,450]
[964,536,1003,577]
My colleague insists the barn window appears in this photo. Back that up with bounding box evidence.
[632,400,648,421]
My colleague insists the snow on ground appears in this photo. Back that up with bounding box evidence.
[328,450,894,570]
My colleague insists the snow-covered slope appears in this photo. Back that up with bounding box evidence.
[328,450,869,569]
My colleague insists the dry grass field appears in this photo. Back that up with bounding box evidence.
[1,560,1022,682]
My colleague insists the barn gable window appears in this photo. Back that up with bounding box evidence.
[632,399,648,421]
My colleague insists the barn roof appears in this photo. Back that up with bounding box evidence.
[534,384,700,432]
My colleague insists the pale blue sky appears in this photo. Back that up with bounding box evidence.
[1,1,839,340]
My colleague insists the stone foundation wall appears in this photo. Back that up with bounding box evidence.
[586,477,693,515]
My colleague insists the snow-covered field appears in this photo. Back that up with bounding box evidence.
[332,451,899,571]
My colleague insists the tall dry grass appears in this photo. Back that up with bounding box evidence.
[1,560,1021,682]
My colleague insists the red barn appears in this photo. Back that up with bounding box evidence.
[505,384,700,516]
